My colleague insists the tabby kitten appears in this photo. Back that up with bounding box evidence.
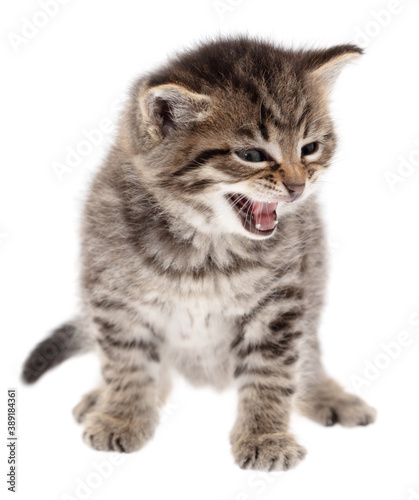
[22,37,376,471]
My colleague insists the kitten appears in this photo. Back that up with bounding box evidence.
[22,37,376,471]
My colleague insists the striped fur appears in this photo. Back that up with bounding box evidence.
[22,37,376,470]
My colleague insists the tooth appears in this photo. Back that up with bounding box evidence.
[256,223,261,229]
[274,220,278,226]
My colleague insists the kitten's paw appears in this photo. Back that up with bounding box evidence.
[73,389,101,424]
[231,432,307,472]
[82,411,158,453]
[312,394,377,427]
[299,380,377,427]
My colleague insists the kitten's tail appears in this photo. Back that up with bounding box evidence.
[22,319,94,384]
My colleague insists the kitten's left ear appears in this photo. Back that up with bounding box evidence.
[304,44,363,92]
[139,83,212,139]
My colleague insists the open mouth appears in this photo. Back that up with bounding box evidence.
[226,194,278,237]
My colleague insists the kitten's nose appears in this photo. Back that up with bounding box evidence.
[283,182,305,201]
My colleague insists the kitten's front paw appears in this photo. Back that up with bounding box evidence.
[82,411,159,453]
[231,432,307,472]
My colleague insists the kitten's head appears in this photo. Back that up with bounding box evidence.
[122,37,362,240]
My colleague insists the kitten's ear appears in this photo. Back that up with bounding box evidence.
[304,44,363,92]
[139,83,212,138]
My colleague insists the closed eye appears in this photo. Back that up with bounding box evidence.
[235,149,268,163]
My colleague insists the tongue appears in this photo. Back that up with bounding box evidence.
[250,201,278,231]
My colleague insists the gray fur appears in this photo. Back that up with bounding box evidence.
[22,37,376,470]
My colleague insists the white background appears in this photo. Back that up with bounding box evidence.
[2,0,419,499]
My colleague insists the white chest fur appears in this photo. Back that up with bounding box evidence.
[137,293,241,388]
[142,294,237,349]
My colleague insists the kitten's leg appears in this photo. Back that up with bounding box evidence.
[296,337,377,427]
[296,226,377,427]
[80,312,163,453]
[230,291,307,472]
[74,364,173,426]
[297,376,376,427]
[156,362,172,406]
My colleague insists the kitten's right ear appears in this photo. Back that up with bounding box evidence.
[139,84,212,139]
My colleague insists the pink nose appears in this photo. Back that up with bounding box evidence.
[283,182,305,201]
